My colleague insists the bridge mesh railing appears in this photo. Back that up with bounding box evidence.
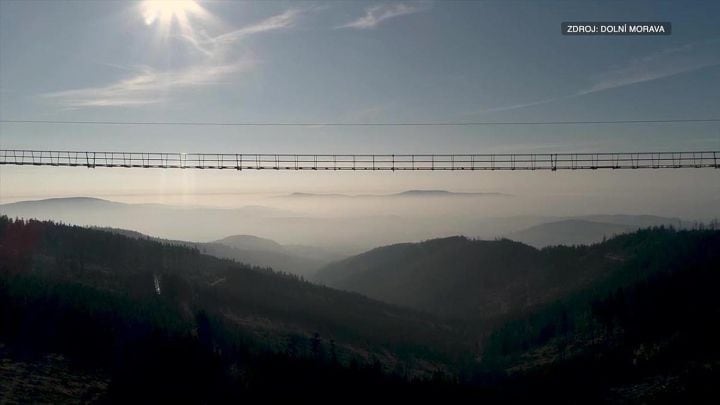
[0,150,718,171]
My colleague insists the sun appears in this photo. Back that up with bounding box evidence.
[141,0,205,29]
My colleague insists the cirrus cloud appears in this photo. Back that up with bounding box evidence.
[42,8,301,108]
[474,38,720,115]
[337,2,430,30]
[42,63,252,108]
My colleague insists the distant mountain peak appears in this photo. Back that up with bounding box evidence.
[393,190,509,197]
[214,234,284,251]
[281,190,509,198]
[1,196,124,207]
[395,189,451,196]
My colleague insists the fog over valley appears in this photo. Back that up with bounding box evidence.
[0,191,698,253]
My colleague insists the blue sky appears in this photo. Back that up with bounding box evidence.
[0,0,719,213]
[1,0,719,152]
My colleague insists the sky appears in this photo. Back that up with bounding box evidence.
[0,0,719,218]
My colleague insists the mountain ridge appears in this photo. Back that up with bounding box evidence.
[282,190,510,198]
[315,228,705,319]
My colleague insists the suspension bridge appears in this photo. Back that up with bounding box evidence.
[1,149,718,171]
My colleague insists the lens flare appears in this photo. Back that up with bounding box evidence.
[141,1,207,35]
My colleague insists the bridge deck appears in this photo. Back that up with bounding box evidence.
[1,150,718,171]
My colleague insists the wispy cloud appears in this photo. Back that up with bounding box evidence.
[191,9,300,57]
[475,39,720,114]
[337,2,429,29]
[215,9,299,44]
[43,63,251,108]
[43,8,301,108]
[475,94,580,114]
[584,39,720,93]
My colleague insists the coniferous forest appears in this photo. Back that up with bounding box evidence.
[1,215,719,402]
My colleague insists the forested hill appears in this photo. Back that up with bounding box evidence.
[476,227,720,402]
[315,229,720,320]
[0,216,469,394]
[2,215,719,401]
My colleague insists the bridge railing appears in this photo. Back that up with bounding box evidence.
[0,150,718,171]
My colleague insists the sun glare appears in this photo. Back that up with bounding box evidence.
[141,0,205,30]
